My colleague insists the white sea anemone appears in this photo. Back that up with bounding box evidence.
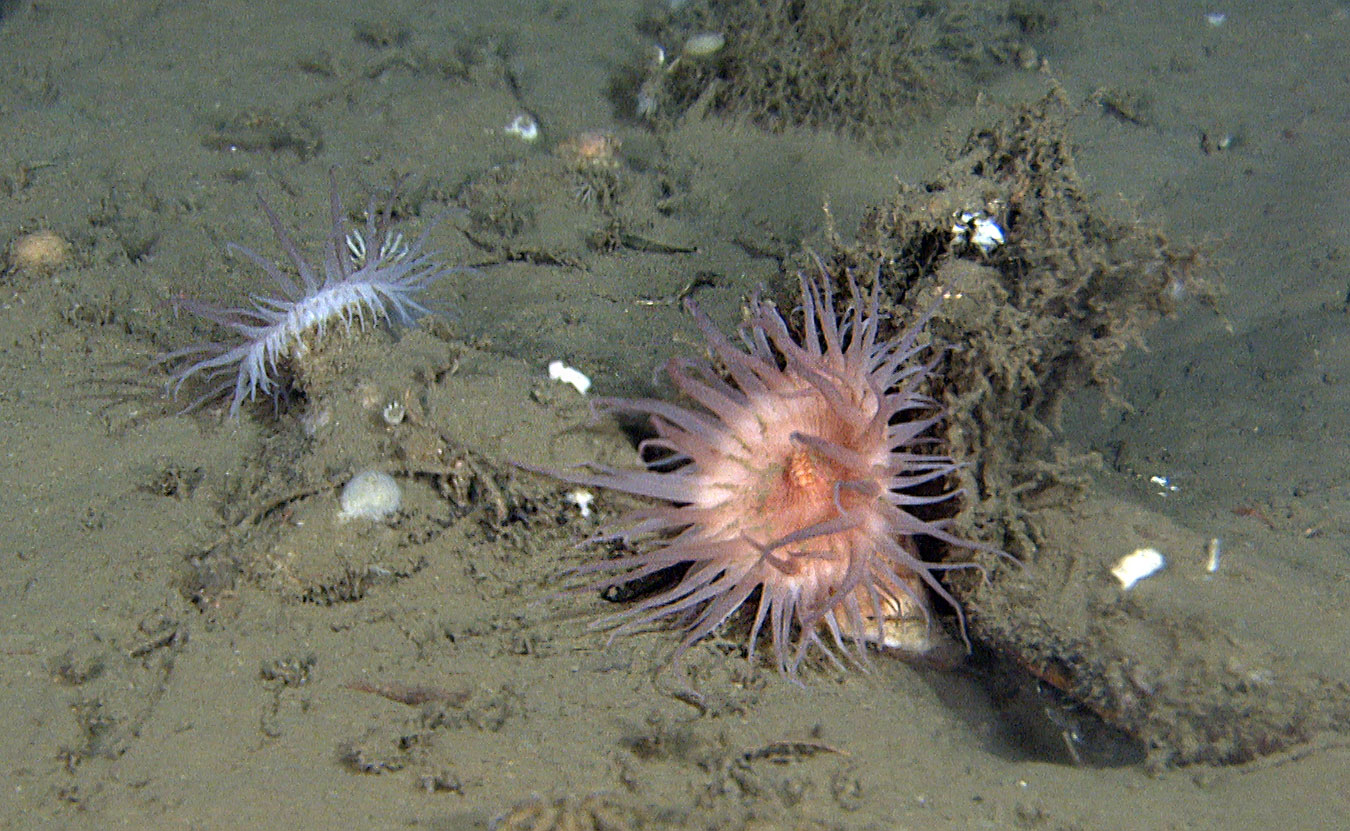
[162,173,471,417]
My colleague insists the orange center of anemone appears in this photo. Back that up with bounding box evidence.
[762,448,837,576]
[784,446,829,502]
[753,441,873,577]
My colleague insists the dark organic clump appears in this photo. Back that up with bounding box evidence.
[821,89,1246,766]
[822,88,1216,549]
[627,0,1047,142]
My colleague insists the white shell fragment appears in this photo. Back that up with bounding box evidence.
[951,211,1005,254]
[1112,547,1166,590]
[548,360,592,394]
[338,470,402,522]
[381,400,406,426]
[1149,474,1180,495]
[566,488,595,518]
[504,113,540,142]
[1205,537,1222,574]
[969,218,1004,253]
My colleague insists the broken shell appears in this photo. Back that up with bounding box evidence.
[1111,547,1166,590]
[548,360,592,394]
[381,400,406,426]
[683,32,725,57]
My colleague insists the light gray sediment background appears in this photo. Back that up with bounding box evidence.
[0,1,1347,829]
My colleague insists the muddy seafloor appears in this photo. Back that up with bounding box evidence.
[1,1,1348,829]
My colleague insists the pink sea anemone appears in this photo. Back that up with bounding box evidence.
[540,267,1003,675]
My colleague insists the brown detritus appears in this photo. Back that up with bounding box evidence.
[626,0,1041,143]
[457,147,667,262]
[554,130,623,170]
[965,496,1350,768]
[344,679,471,708]
[261,654,316,687]
[416,770,463,794]
[823,87,1218,558]
[201,109,323,160]
[1232,505,1278,530]
[492,793,644,831]
[49,650,106,686]
[742,740,846,764]
[619,712,704,764]
[1092,86,1153,126]
[174,365,552,613]
[811,89,1347,770]
[337,740,406,774]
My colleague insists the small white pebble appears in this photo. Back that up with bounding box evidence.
[1112,547,1166,590]
[1205,12,1227,26]
[548,360,592,394]
[338,470,402,522]
[567,489,595,518]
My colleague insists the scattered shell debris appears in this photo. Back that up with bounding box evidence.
[1112,547,1166,590]
[547,360,591,394]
